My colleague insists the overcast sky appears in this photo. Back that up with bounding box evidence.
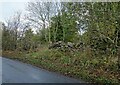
[0,0,30,23]
[0,0,57,23]
[0,0,119,23]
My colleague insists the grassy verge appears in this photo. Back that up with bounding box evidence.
[2,46,119,84]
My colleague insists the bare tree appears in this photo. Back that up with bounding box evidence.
[5,12,21,50]
[26,1,61,43]
[6,12,30,50]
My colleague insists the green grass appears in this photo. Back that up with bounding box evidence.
[2,46,119,84]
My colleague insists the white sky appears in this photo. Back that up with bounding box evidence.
[0,0,119,23]
[0,0,56,23]
[0,0,30,23]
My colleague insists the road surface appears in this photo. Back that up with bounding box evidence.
[2,57,83,83]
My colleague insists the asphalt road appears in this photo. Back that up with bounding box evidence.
[2,57,83,83]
